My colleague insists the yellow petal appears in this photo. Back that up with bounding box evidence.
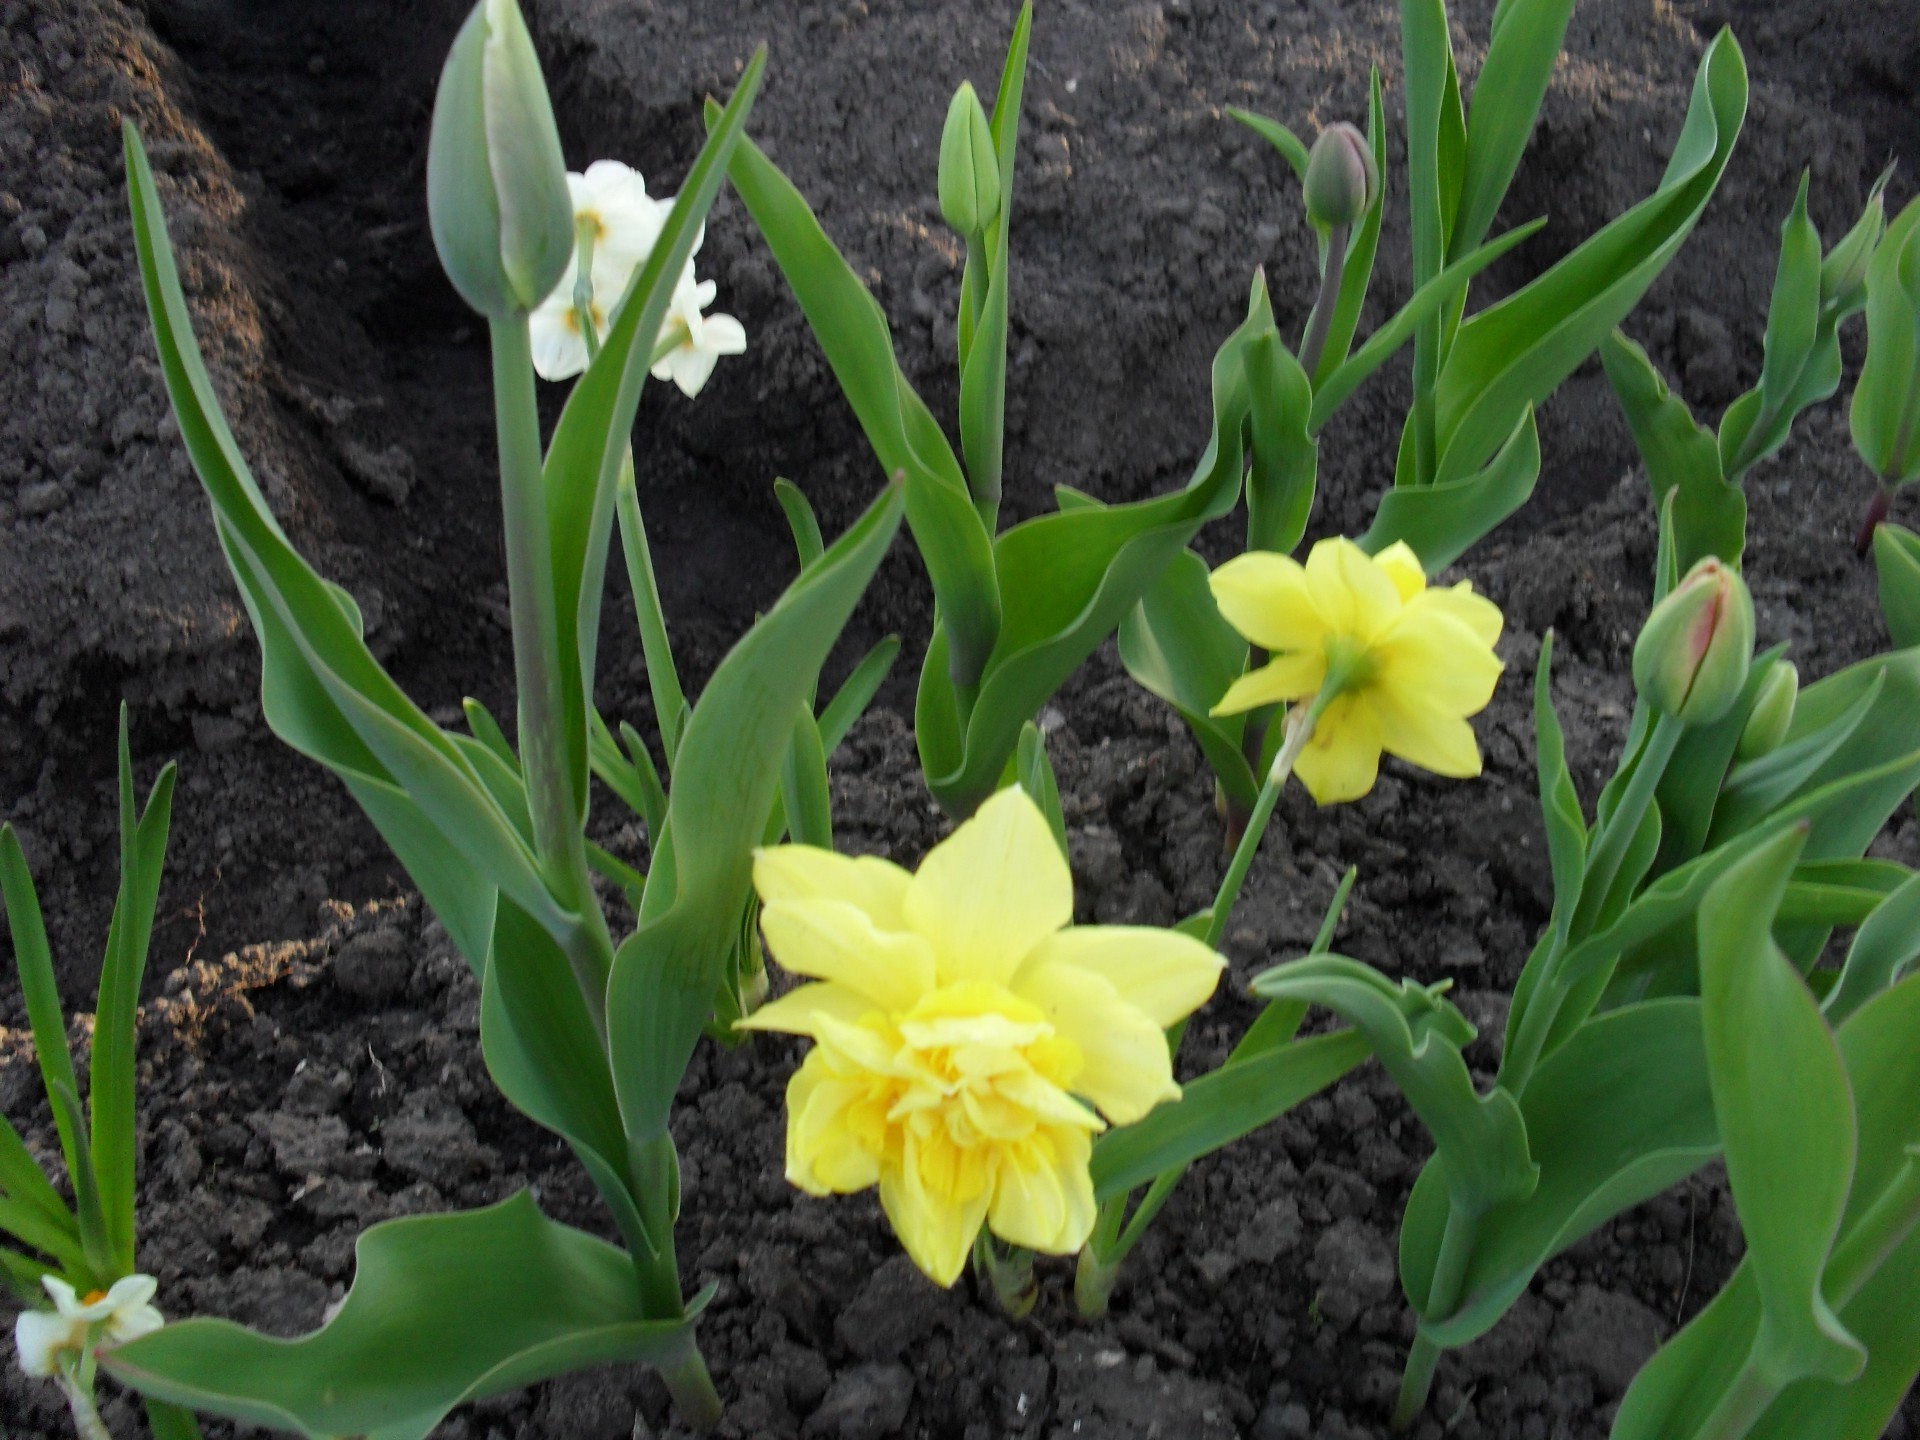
[1208,552,1325,653]
[1373,541,1428,601]
[1370,691,1485,779]
[1212,652,1325,716]
[786,1051,885,1196]
[989,1127,1097,1254]
[1420,581,1504,647]
[1293,692,1383,804]
[1305,536,1402,640]
[1375,607,1504,715]
[1013,961,1180,1125]
[754,846,913,930]
[759,898,936,1014]
[881,1133,992,1287]
[904,787,1072,987]
[1018,926,1223,1029]
[738,980,877,1037]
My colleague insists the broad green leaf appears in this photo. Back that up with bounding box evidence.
[1714,670,1884,835]
[1823,869,1920,1023]
[1850,196,1920,485]
[609,485,905,1144]
[1091,1028,1368,1201]
[1360,405,1538,571]
[720,124,1000,684]
[1427,31,1747,486]
[916,284,1272,815]
[1871,523,1920,648]
[91,713,176,1271]
[142,1399,204,1440]
[1255,955,1535,1214]
[1244,331,1317,554]
[540,52,765,828]
[1409,1000,1716,1346]
[103,1192,710,1440]
[817,637,901,754]
[1118,548,1256,809]
[1601,329,1745,571]
[1779,859,1913,929]
[1700,824,1864,1387]
[1226,107,1309,181]
[0,827,85,1211]
[0,1110,72,1237]
[1450,0,1575,261]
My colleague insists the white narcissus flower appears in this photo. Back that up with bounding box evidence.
[14,1275,164,1378]
[651,276,747,399]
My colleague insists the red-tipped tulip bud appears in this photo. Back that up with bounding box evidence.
[938,82,1000,238]
[1633,558,1755,727]
[1735,659,1799,760]
[1302,123,1378,230]
[427,0,575,318]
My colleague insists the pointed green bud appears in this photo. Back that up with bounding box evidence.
[1735,659,1798,760]
[1851,197,1920,485]
[1302,122,1378,230]
[1820,168,1891,310]
[427,0,575,318]
[1633,558,1755,727]
[938,81,1000,238]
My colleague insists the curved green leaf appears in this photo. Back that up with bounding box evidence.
[1360,404,1539,571]
[1871,523,1920,649]
[1823,868,1920,1024]
[1226,107,1308,181]
[1451,0,1576,262]
[1850,196,1920,485]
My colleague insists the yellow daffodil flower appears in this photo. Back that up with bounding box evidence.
[1209,536,1504,805]
[746,787,1224,1287]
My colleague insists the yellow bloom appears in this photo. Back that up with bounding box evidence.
[746,788,1224,1286]
[1209,537,1504,805]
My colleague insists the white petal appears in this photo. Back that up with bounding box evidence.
[529,302,589,382]
[14,1309,79,1377]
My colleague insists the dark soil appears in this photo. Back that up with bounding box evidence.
[3,0,1918,1436]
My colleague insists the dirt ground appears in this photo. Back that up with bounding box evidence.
[2,0,1918,1435]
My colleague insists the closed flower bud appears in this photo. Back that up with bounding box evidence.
[1302,122,1378,230]
[1633,558,1755,727]
[1820,175,1889,310]
[1736,659,1799,760]
[938,82,1000,238]
[427,0,575,317]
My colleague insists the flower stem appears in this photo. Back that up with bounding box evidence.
[1392,1202,1478,1430]
[1205,694,1327,952]
[489,314,613,1026]
[1298,222,1350,383]
[657,1333,724,1433]
[56,1367,111,1440]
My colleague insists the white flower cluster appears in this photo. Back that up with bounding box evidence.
[529,160,746,398]
[13,1274,163,1378]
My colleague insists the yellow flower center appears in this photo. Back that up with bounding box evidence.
[81,1290,108,1306]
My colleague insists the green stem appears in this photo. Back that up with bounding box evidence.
[1392,1203,1478,1430]
[490,316,613,1024]
[57,1370,111,1440]
[1298,222,1350,382]
[615,456,689,767]
[657,1333,724,1434]
[1205,692,1330,952]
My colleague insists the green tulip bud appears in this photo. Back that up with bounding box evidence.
[427,0,575,318]
[1819,179,1887,310]
[1735,659,1798,760]
[1851,199,1920,486]
[1633,558,1755,727]
[938,81,1000,238]
[1302,122,1378,230]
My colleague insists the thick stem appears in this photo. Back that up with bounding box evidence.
[1298,223,1350,382]
[490,317,613,1022]
[975,1230,1038,1320]
[1392,1204,1478,1430]
[57,1371,112,1440]
[657,1336,724,1434]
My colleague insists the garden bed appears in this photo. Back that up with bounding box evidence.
[2,0,1918,1435]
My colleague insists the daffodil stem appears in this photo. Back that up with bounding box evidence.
[1299,222,1350,382]
[490,315,613,1025]
[1205,696,1327,953]
[56,1365,110,1440]
[615,456,688,767]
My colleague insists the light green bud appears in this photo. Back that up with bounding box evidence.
[938,82,1000,238]
[1302,122,1378,230]
[1735,659,1798,760]
[1851,201,1920,485]
[1820,176,1889,309]
[1632,558,1755,727]
[427,0,575,318]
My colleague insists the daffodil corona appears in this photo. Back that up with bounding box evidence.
[747,788,1224,1286]
[1210,537,1504,804]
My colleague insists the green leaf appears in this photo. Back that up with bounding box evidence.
[1850,196,1920,485]
[780,708,833,849]
[462,698,519,773]
[0,826,85,1210]
[1779,859,1913,929]
[1313,73,1389,388]
[1359,404,1539,572]
[1450,0,1576,262]
[0,1110,73,1237]
[91,711,176,1271]
[1871,522,1920,648]
[1713,669,1884,834]
[1601,329,1745,571]
[1534,633,1586,942]
[1090,1029,1369,1201]
[0,1195,91,1279]
[772,478,825,570]
[1244,331,1317,555]
[1118,549,1256,810]
[719,122,1000,685]
[1700,823,1864,1387]
[1651,642,1790,873]
[816,637,900,755]
[103,1192,710,1440]
[1427,30,1747,487]
[1226,107,1309,181]
[609,484,905,1144]
[1823,868,1920,1024]
[1015,723,1068,860]
[142,1399,205,1440]
[1408,999,1717,1347]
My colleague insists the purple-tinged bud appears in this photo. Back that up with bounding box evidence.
[1633,558,1755,727]
[1302,123,1378,230]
